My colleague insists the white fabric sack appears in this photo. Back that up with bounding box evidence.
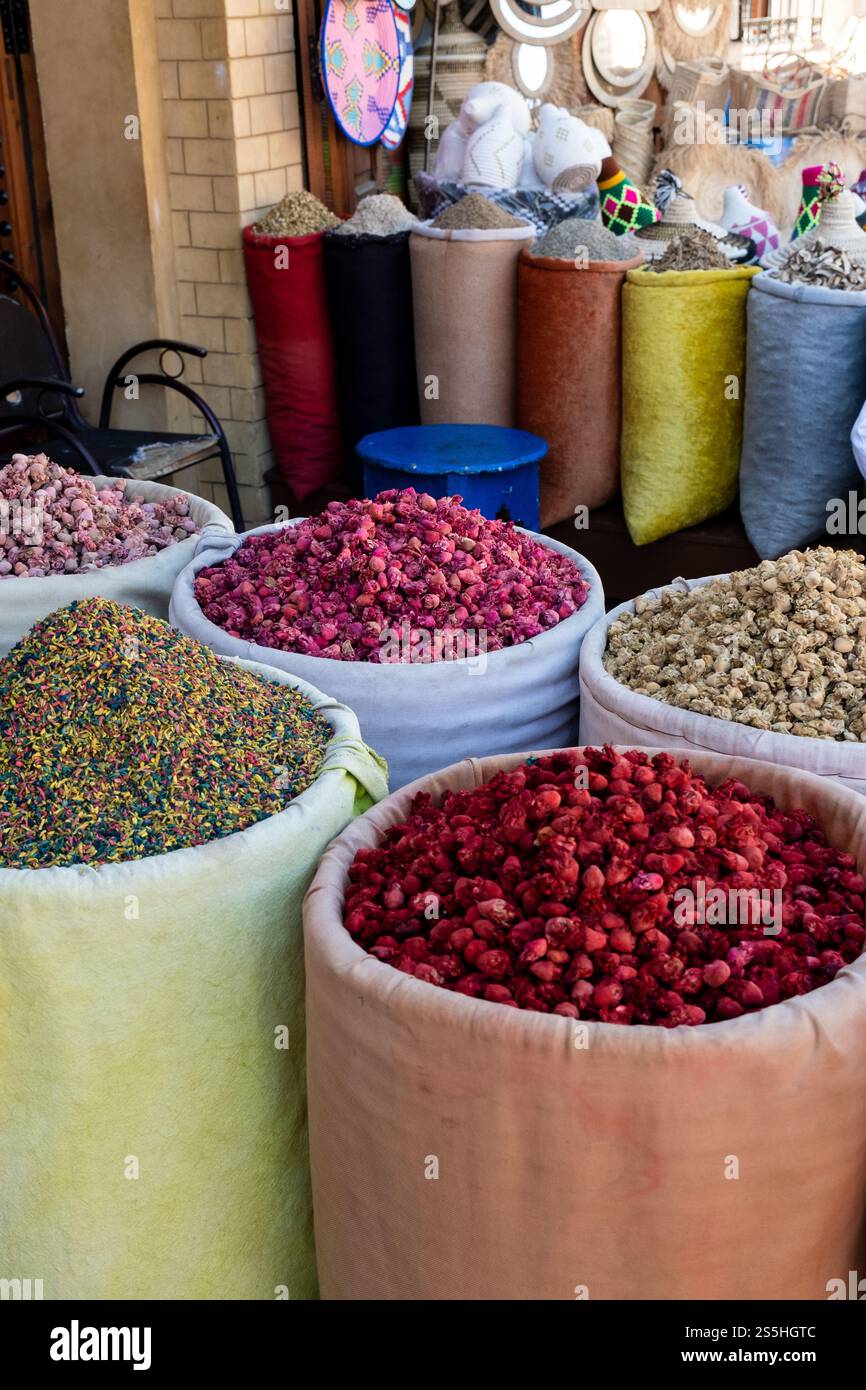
[853,396,866,479]
[0,657,388,1300]
[0,476,232,657]
[580,575,866,794]
[304,746,866,1301]
[169,522,604,790]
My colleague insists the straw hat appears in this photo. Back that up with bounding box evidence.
[763,190,866,270]
[634,192,753,262]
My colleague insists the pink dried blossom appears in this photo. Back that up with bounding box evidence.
[194,488,589,662]
[0,453,199,576]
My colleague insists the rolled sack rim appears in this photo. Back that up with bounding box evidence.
[173,519,605,678]
[625,264,761,288]
[750,269,866,309]
[411,221,536,243]
[0,475,233,593]
[303,742,866,1053]
[519,249,645,274]
[0,653,383,889]
[580,575,866,779]
[242,224,329,250]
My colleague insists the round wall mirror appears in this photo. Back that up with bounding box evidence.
[513,42,553,96]
[673,2,724,35]
[490,0,590,46]
[591,10,648,84]
[583,10,655,104]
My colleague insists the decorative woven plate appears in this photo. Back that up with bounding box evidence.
[322,0,400,148]
[380,4,414,151]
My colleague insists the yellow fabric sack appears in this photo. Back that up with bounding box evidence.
[0,658,387,1301]
[621,265,759,545]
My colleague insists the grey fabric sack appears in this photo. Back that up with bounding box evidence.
[739,274,866,559]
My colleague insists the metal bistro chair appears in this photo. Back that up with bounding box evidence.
[0,270,244,529]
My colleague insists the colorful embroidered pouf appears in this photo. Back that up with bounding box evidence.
[380,4,413,151]
[322,0,400,147]
[597,155,658,236]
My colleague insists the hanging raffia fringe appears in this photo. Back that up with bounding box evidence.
[655,0,736,90]
[483,29,590,111]
[650,139,788,231]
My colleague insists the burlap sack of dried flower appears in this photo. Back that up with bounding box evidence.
[304,744,866,1300]
[0,651,387,1300]
[0,475,232,658]
[740,273,866,559]
[579,550,866,794]
[620,264,759,545]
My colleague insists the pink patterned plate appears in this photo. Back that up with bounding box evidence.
[321,0,400,148]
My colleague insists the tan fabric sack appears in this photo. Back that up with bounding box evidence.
[410,222,535,427]
[304,747,866,1301]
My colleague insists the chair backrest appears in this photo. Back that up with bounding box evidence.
[0,288,69,421]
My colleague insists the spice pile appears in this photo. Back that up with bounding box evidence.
[254,190,340,236]
[431,193,525,231]
[646,230,729,273]
[604,548,866,741]
[194,489,590,661]
[0,598,331,868]
[0,454,200,577]
[344,747,865,1025]
[334,193,416,237]
[532,217,635,261]
[770,239,866,291]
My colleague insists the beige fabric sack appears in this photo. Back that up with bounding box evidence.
[0,476,232,657]
[410,222,535,427]
[580,576,866,796]
[304,746,866,1301]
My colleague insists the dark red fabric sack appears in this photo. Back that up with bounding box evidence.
[242,225,343,501]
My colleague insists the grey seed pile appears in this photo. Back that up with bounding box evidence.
[255,190,340,237]
[431,193,525,230]
[334,193,416,237]
[771,239,866,291]
[532,217,635,261]
[604,548,866,742]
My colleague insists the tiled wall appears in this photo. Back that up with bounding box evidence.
[156,0,303,525]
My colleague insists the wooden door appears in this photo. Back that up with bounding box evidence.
[0,0,63,348]
[294,0,386,216]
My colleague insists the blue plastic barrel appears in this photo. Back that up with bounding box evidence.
[356,423,545,530]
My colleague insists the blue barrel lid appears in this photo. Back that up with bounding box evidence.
[356,424,548,475]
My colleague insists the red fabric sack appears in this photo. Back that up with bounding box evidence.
[242,225,343,500]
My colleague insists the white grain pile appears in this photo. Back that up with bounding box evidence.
[334,194,417,237]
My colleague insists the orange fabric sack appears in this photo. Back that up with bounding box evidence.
[517,250,643,525]
[304,747,866,1301]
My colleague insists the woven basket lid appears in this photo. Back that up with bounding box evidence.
[763,190,866,270]
[636,193,748,260]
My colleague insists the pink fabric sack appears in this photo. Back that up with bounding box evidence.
[304,747,866,1301]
